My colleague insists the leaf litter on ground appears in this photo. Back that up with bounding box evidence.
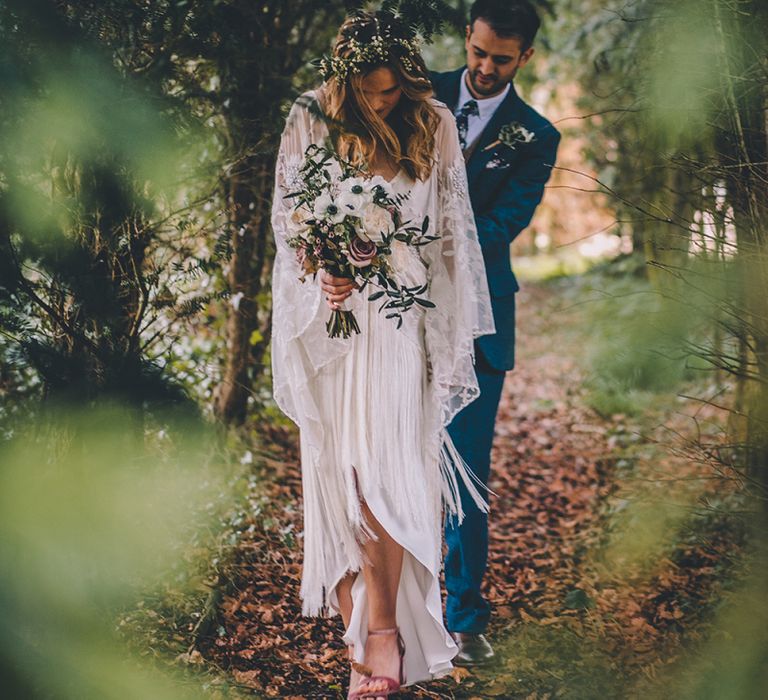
[197,276,747,698]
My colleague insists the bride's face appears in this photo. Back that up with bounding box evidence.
[359,67,402,120]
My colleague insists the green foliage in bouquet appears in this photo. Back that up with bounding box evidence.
[284,143,438,338]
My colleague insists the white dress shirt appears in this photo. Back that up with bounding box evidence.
[453,69,510,151]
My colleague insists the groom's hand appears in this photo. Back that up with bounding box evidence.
[320,271,356,310]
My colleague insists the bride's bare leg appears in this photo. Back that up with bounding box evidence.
[336,571,364,697]
[337,572,356,629]
[352,500,404,696]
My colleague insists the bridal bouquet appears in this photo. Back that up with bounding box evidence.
[284,143,437,338]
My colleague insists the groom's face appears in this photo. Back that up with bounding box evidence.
[465,18,534,97]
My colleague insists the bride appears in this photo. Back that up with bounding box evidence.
[270,11,494,698]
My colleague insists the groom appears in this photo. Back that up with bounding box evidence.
[430,0,560,664]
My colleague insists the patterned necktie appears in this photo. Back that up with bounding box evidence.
[455,99,479,150]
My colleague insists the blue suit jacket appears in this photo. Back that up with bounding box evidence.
[430,67,560,371]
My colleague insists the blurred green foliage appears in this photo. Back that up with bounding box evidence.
[0,405,235,699]
[575,267,692,416]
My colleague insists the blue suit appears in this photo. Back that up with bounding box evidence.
[431,67,560,633]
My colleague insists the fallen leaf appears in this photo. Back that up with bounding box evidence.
[449,666,472,684]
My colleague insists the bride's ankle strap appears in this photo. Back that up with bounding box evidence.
[367,626,399,636]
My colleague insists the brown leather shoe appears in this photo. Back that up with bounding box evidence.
[452,632,495,666]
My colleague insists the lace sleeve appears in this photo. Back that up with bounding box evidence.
[270,94,353,426]
[271,99,323,330]
[422,103,496,429]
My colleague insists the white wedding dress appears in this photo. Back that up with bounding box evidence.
[270,91,494,686]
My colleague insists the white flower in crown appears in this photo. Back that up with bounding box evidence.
[313,192,345,224]
[313,12,421,83]
[483,121,537,152]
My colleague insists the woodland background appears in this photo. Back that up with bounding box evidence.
[1,0,766,698]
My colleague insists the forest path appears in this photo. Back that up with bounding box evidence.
[203,279,737,699]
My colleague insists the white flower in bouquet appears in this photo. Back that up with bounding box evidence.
[337,177,372,217]
[288,205,312,238]
[313,192,345,224]
[360,202,394,243]
[365,174,394,199]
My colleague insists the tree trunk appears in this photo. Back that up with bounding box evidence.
[216,154,275,426]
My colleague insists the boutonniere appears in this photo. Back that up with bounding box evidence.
[483,122,536,152]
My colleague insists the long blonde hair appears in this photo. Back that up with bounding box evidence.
[319,12,440,181]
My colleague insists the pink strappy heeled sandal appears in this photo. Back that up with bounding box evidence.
[347,645,370,700]
[349,627,406,699]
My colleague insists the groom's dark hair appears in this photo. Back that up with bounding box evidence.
[469,0,541,50]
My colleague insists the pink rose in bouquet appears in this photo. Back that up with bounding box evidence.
[348,236,377,268]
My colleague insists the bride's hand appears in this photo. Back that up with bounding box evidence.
[321,271,357,310]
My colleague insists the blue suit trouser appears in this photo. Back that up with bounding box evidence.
[444,350,506,633]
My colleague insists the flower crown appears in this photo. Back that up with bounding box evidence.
[315,12,421,82]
